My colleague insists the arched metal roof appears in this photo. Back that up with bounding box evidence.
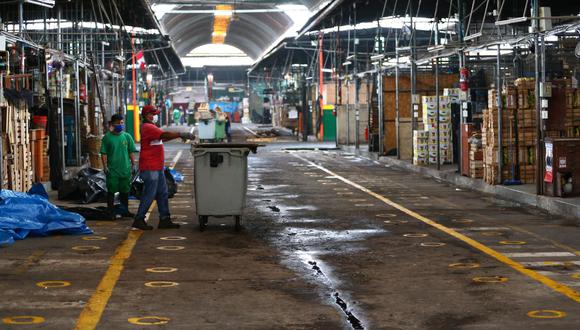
[154,1,329,59]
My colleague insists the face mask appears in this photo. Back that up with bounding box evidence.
[113,124,124,133]
[152,115,159,123]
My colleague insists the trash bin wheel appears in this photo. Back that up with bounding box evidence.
[198,216,208,231]
[234,216,242,232]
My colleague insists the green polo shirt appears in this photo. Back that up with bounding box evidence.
[100,132,137,177]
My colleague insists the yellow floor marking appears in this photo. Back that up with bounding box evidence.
[527,310,567,319]
[420,242,446,247]
[36,281,71,289]
[2,316,45,325]
[293,154,580,303]
[72,245,101,251]
[509,225,580,256]
[449,263,480,269]
[472,276,509,283]
[82,236,108,241]
[156,246,185,251]
[146,267,178,273]
[127,316,170,325]
[15,251,45,274]
[499,240,527,245]
[144,281,179,288]
[403,233,429,238]
[76,149,184,329]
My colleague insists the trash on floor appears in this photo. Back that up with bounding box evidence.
[130,167,179,200]
[0,189,93,247]
[58,168,107,204]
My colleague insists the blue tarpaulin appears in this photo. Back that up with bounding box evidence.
[0,189,92,247]
[169,169,184,183]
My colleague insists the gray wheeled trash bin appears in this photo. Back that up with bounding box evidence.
[191,143,259,231]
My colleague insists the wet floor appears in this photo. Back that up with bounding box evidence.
[1,125,579,329]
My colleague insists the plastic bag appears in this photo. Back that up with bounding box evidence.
[0,189,92,247]
[168,169,184,183]
[58,168,107,203]
[165,168,177,198]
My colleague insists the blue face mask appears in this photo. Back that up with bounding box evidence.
[113,124,125,133]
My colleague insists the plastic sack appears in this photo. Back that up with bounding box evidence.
[58,168,107,204]
[165,168,177,198]
[168,169,184,183]
[0,189,93,247]
[130,168,178,200]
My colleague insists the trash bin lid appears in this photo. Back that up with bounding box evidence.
[192,143,263,154]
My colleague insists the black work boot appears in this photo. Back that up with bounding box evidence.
[132,216,153,230]
[107,192,120,220]
[158,216,180,229]
[119,193,135,218]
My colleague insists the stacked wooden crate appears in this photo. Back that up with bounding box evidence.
[482,95,509,184]
[483,79,538,185]
[1,100,33,191]
[513,78,537,184]
[469,136,483,179]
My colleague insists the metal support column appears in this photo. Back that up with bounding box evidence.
[378,67,384,156]
[395,30,401,159]
[496,44,503,184]
[534,26,542,194]
[353,2,359,150]
[410,10,418,159]
[74,61,81,165]
[436,57,441,170]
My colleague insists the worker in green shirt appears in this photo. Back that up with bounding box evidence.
[173,107,181,126]
[100,114,138,219]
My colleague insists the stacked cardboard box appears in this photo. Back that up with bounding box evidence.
[422,96,453,165]
[413,130,428,165]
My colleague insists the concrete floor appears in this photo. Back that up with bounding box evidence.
[0,124,579,329]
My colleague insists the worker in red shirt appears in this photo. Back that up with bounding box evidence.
[133,105,194,230]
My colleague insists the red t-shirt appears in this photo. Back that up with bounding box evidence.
[139,123,165,171]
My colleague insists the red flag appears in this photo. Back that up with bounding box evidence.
[136,50,146,71]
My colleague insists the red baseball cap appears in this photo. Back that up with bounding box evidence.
[142,105,160,115]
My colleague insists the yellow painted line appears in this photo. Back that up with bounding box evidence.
[293,154,580,303]
[75,147,185,329]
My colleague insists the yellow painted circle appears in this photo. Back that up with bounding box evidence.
[82,236,108,241]
[337,192,354,195]
[570,274,580,279]
[420,242,446,247]
[404,233,429,238]
[317,179,331,182]
[333,188,349,191]
[36,281,71,289]
[527,310,566,319]
[127,316,170,325]
[452,219,474,224]
[481,232,503,237]
[383,220,408,225]
[472,276,509,283]
[2,316,45,325]
[144,281,179,288]
[146,267,178,273]
[322,182,337,185]
[449,263,480,269]
[355,204,374,207]
[72,245,101,251]
[156,246,185,251]
[349,199,367,202]
[499,240,527,245]
[160,236,187,241]
[376,214,397,218]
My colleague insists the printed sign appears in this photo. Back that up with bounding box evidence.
[544,142,553,183]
